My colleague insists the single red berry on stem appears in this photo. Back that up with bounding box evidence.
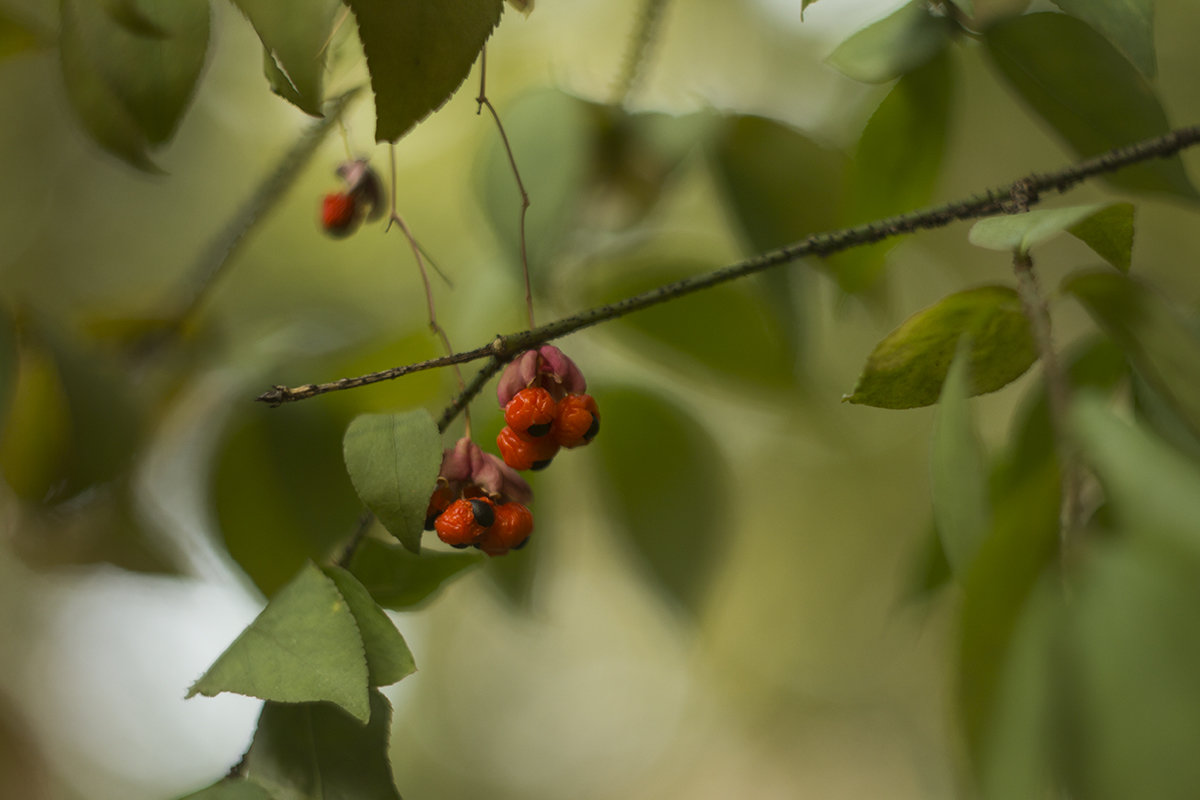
[434,497,495,547]
[497,426,560,471]
[552,393,600,448]
[505,387,558,437]
[476,502,533,556]
[321,192,358,237]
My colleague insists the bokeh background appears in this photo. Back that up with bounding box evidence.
[2,0,1200,798]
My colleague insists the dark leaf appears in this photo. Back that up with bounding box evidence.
[1049,0,1155,76]
[347,536,483,610]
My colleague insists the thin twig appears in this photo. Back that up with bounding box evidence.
[255,123,1200,410]
[612,0,671,106]
[475,47,535,329]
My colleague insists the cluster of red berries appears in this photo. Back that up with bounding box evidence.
[321,159,383,238]
[495,346,600,472]
[424,436,534,556]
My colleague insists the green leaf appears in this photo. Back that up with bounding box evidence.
[828,49,952,292]
[968,203,1131,262]
[1071,394,1200,559]
[347,536,483,610]
[1063,271,1200,435]
[584,255,796,392]
[0,8,43,60]
[931,338,992,576]
[0,307,18,444]
[344,0,502,141]
[845,285,1038,409]
[826,0,955,83]
[321,566,416,687]
[178,779,279,800]
[591,385,729,616]
[947,0,973,15]
[62,0,209,145]
[1065,541,1200,800]
[958,458,1061,767]
[188,563,371,722]
[97,0,166,36]
[213,402,363,597]
[985,13,1197,201]
[342,410,443,554]
[230,0,341,116]
[243,692,402,800]
[801,0,818,19]
[1049,0,1155,77]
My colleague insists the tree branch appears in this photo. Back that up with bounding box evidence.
[256,123,1200,412]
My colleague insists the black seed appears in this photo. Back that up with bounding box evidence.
[532,458,554,471]
[450,542,470,549]
[424,513,440,531]
[468,498,495,528]
[584,417,600,441]
[526,422,551,437]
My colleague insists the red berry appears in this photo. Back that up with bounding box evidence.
[552,393,600,448]
[476,502,533,556]
[504,387,558,438]
[434,497,494,546]
[322,192,358,237]
[497,426,560,471]
[424,483,455,531]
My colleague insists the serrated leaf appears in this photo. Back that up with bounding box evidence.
[1071,394,1200,559]
[1068,202,1134,273]
[343,410,443,553]
[845,285,1038,409]
[1049,0,1155,77]
[244,692,402,800]
[592,385,729,616]
[62,0,209,146]
[345,0,501,142]
[347,536,483,610]
[931,338,992,576]
[969,203,1113,254]
[826,0,954,83]
[985,13,1196,201]
[231,0,341,116]
[1064,271,1200,435]
[188,563,371,723]
[829,50,952,292]
[322,566,416,687]
[178,778,279,800]
[213,401,363,597]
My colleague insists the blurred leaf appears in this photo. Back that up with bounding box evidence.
[826,0,955,83]
[592,385,729,616]
[801,0,818,18]
[1131,371,1200,464]
[985,13,1197,201]
[711,114,846,254]
[244,692,402,800]
[97,0,166,36]
[343,410,442,554]
[829,50,952,292]
[931,338,992,576]
[905,523,954,601]
[345,0,501,142]
[322,566,416,687]
[1049,0,1155,77]
[478,89,592,287]
[504,0,532,13]
[585,255,796,392]
[63,0,209,145]
[947,0,974,14]
[0,8,42,59]
[1064,541,1200,800]
[1071,394,1200,559]
[1063,270,1200,435]
[178,779,278,800]
[483,536,541,609]
[958,458,1060,764]
[0,338,69,501]
[845,285,1037,409]
[189,563,372,722]
[347,536,483,610]
[213,402,363,596]
[968,203,1132,266]
[231,0,341,116]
